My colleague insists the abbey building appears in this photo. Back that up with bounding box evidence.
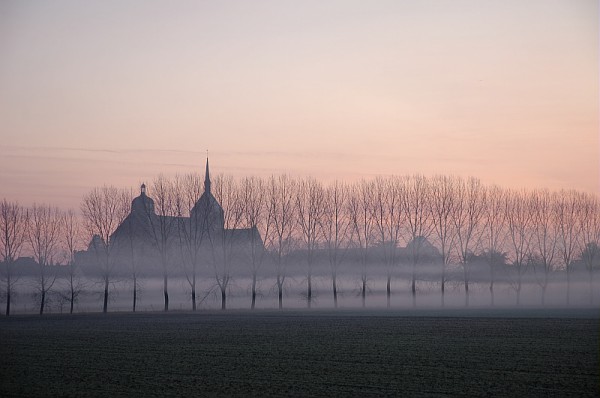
[77,159,263,276]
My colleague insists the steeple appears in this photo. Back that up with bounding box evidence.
[191,155,223,231]
[140,183,146,196]
[204,157,211,193]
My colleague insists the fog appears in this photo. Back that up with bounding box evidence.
[3,174,599,315]
[3,261,597,314]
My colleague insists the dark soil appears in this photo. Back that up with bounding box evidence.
[1,309,598,397]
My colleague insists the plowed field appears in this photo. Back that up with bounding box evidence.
[1,309,598,396]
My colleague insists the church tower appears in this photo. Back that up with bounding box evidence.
[191,157,224,233]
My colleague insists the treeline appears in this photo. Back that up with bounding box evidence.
[1,174,599,315]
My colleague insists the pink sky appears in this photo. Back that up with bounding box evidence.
[0,1,598,210]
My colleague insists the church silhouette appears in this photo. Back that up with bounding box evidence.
[77,158,263,278]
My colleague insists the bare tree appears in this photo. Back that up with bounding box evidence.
[402,175,434,307]
[530,189,559,305]
[504,189,533,305]
[28,204,63,315]
[117,185,155,312]
[296,178,327,308]
[211,175,244,310]
[147,175,179,312]
[266,175,297,309]
[555,190,583,305]
[240,176,271,309]
[481,185,508,306]
[126,219,143,314]
[0,200,28,316]
[322,181,351,308]
[578,193,600,304]
[174,173,204,310]
[372,177,404,307]
[62,209,84,314]
[81,186,130,313]
[453,177,486,307]
[430,175,458,307]
[347,180,376,308]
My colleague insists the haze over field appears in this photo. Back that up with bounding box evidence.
[0,0,598,210]
[1,4,599,397]
[2,172,599,315]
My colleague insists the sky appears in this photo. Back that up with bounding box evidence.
[0,0,598,210]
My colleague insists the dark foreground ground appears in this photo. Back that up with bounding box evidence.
[1,308,598,397]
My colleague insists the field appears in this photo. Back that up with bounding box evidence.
[1,309,599,397]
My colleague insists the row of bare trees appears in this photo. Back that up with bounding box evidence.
[2,173,599,314]
[0,200,85,315]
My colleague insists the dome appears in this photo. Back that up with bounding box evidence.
[131,184,155,215]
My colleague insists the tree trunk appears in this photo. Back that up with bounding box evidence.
[589,269,594,306]
[5,289,10,316]
[5,274,11,316]
[221,287,226,310]
[39,289,45,315]
[307,272,312,309]
[133,276,137,313]
[541,284,546,307]
[516,270,522,305]
[386,275,391,308]
[411,263,417,308]
[277,274,283,309]
[163,273,169,312]
[278,283,283,309]
[441,262,446,308]
[332,273,338,308]
[192,273,196,311]
[70,273,75,314]
[566,267,571,306]
[103,277,109,313]
[40,290,46,315]
[490,264,495,307]
[464,265,469,307]
[361,275,366,308]
[251,273,257,310]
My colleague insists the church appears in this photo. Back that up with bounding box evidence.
[77,159,263,277]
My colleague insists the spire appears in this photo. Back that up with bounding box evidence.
[204,157,211,193]
[140,183,146,195]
